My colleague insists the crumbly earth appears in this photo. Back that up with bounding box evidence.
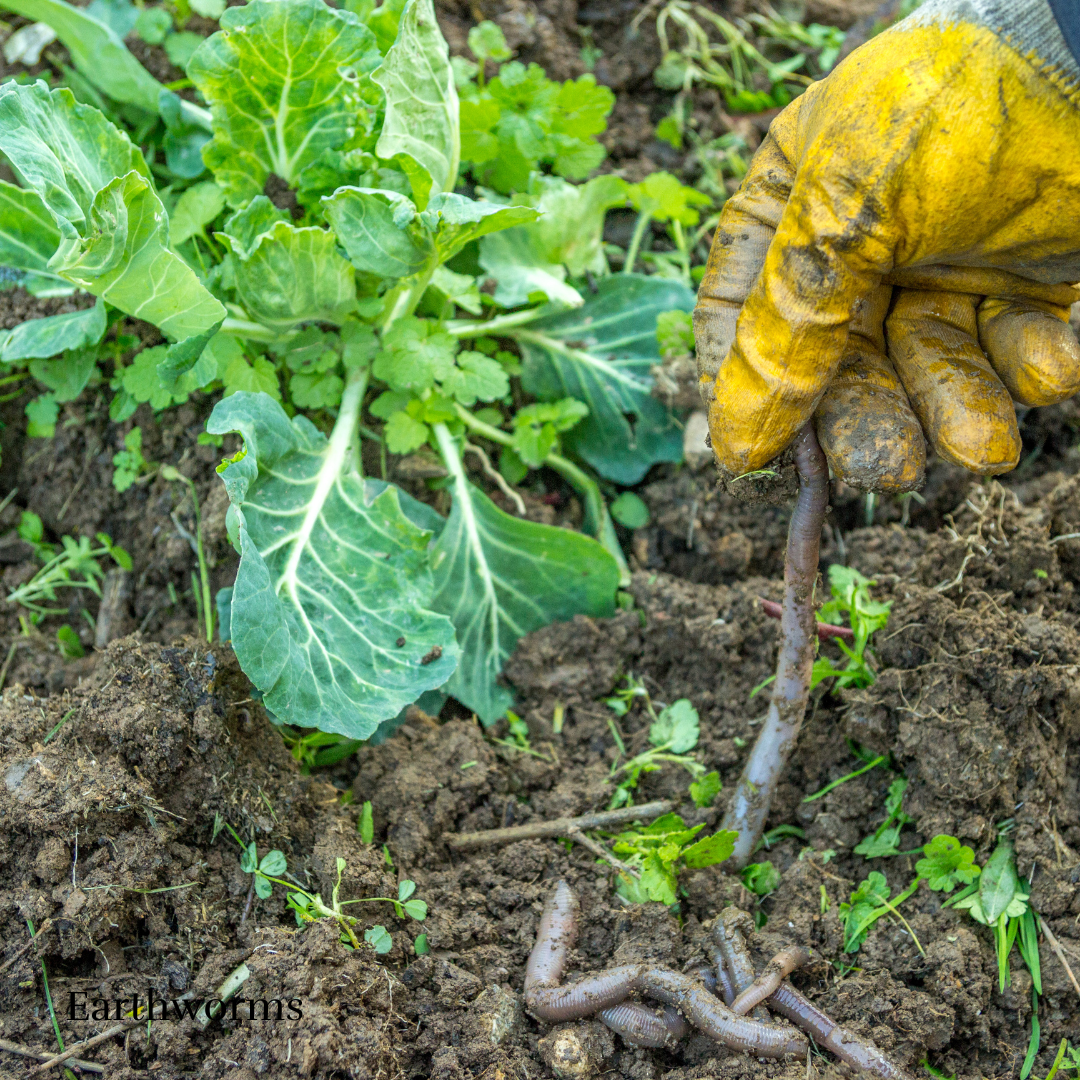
[1,2,1079,1078]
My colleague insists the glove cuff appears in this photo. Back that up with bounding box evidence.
[907,0,1080,100]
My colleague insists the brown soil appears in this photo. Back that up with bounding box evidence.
[1,3,1079,1079]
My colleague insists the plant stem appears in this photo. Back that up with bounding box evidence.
[720,423,829,868]
[444,305,550,338]
[623,211,653,274]
[453,405,631,585]
[220,317,281,343]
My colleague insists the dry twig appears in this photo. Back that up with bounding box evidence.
[446,800,673,851]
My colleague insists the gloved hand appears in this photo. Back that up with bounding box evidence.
[694,0,1080,492]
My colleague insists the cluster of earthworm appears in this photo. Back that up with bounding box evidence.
[524,881,912,1079]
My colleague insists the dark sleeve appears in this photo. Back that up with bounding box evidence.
[1049,0,1080,63]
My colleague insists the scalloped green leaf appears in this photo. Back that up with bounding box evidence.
[430,427,618,723]
[516,274,691,485]
[188,0,381,206]
[372,0,459,201]
[0,84,224,349]
[207,391,458,739]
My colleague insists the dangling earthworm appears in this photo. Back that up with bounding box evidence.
[714,909,914,1080]
[721,422,830,867]
[730,946,812,1015]
[596,1001,688,1048]
[524,882,808,1059]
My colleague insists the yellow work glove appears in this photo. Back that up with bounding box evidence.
[694,0,1080,492]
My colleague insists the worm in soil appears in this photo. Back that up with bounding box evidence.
[730,946,811,1015]
[714,908,913,1080]
[524,882,808,1059]
[711,909,769,1021]
[596,1002,688,1048]
[720,422,830,867]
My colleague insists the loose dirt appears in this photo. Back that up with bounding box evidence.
[1,2,1079,1077]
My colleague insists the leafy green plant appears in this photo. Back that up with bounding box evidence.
[456,20,614,193]
[605,679,707,808]
[56,623,84,659]
[689,769,721,808]
[915,835,980,892]
[6,532,131,618]
[609,811,737,905]
[838,870,922,954]
[813,566,891,688]
[0,0,705,745]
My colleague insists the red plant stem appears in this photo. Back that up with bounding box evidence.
[758,598,853,642]
[721,422,830,868]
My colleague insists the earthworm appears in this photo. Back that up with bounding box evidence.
[721,422,830,867]
[711,909,769,1021]
[524,883,808,1059]
[596,1002,688,1048]
[730,946,811,1015]
[714,909,913,1080]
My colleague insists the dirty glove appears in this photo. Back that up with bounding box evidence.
[694,0,1080,491]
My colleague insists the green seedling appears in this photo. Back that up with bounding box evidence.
[853,776,914,857]
[839,870,924,955]
[17,510,54,560]
[1040,1040,1080,1080]
[753,567,891,700]
[56,624,84,659]
[915,834,980,893]
[944,837,1038,994]
[6,533,131,618]
[605,678,706,808]
[607,811,737,905]
[801,745,887,803]
[358,801,374,844]
[225,824,426,952]
[112,427,153,492]
[489,709,552,761]
[689,770,721,808]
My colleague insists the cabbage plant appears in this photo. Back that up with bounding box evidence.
[0,0,698,739]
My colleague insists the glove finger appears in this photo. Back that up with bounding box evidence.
[700,85,894,475]
[693,128,794,407]
[815,286,926,493]
[886,289,1021,474]
[978,296,1080,406]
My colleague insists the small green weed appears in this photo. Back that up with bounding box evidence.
[224,824,426,953]
[741,860,780,896]
[605,677,706,808]
[608,811,737,905]
[852,776,913,857]
[112,427,152,492]
[6,532,131,619]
